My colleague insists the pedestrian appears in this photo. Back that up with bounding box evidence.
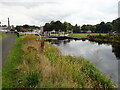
[15,31,19,37]
[17,32,19,37]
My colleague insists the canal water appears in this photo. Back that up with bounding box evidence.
[50,39,119,86]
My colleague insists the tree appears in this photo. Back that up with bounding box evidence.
[117,18,120,33]
[43,23,52,31]
[81,25,96,33]
[99,22,106,33]
[81,25,88,32]
[112,18,120,33]
[16,26,22,32]
[95,22,113,33]
[44,21,68,32]
[95,24,100,33]
[90,25,96,33]
[63,22,73,32]
[16,25,40,32]
[23,24,30,29]
[105,22,113,32]
[54,21,65,31]
[73,24,81,33]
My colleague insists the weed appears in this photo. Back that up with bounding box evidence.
[2,35,115,88]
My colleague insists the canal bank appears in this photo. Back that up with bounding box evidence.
[51,39,119,87]
[2,35,115,88]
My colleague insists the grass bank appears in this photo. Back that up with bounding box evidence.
[2,37,23,88]
[68,33,106,38]
[0,32,6,40]
[2,35,115,88]
[36,36,51,39]
[89,35,120,43]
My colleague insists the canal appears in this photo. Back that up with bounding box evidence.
[50,39,119,86]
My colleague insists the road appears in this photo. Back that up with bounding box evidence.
[0,34,16,70]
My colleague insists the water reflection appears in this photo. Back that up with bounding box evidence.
[89,40,120,60]
[50,39,119,86]
[50,39,72,46]
[112,46,120,60]
[51,39,120,60]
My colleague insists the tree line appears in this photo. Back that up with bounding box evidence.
[43,18,120,33]
[15,18,120,33]
[15,25,40,32]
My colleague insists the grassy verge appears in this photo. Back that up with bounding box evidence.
[2,35,115,88]
[0,72,1,89]
[19,33,25,36]
[36,36,51,39]
[44,43,114,88]
[89,35,120,43]
[68,33,106,38]
[2,37,23,88]
[0,32,6,40]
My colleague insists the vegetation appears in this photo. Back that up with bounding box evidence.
[95,22,113,33]
[15,18,120,34]
[43,18,120,33]
[2,35,115,88]
[89,34,120,43]
[72,24,81,33]
[0,32,6,40]
[68,33,106,38]
[43,21,73,32]
[36,36,51,39]
[81,25,96,33]
[2,37,23,88]
[88,35,120,60]
[112,18,120,33]
[0,72,1,89]
[15,25,40,32]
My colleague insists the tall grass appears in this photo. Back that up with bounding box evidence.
[0,32,6,40]
[44,43,114,88]
[2,35,115,88]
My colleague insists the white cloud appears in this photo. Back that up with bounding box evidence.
[0,0,119,26]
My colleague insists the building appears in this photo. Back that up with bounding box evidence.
[0,17,12,31]
[8,17,11,29]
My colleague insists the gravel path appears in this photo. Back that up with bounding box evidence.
[0,34,16,69]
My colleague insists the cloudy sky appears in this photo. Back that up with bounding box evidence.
[0,0,119,26]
